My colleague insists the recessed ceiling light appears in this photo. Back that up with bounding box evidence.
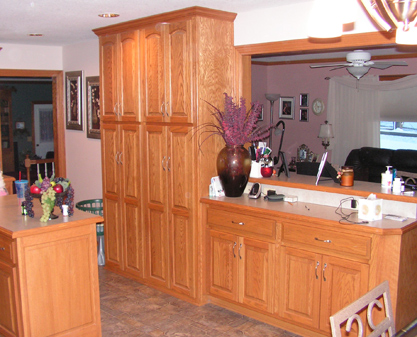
[28,33,43,37]
[98,13,119,18]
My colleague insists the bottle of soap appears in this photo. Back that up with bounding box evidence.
[381,166,393,188]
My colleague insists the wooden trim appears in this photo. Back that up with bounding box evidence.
[0,69,66,179]
[93,6,237,36]
[236,31,396,57]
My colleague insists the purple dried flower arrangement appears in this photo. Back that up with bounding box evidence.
[201,93,271,147]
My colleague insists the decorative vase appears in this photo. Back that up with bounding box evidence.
[217,145,252,197]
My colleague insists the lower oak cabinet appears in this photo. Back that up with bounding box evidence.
[205,203,374,337]
[278,246,369,333]
[208,230,274,313]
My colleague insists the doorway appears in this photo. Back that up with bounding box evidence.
[0,69,66,179]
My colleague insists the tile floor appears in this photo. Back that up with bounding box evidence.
[99,267,302,337]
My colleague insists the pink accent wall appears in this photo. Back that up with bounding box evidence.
[252,57,417,164]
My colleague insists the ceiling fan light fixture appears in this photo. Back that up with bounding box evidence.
[396,23,417,43]
[347,66,370,79]
[360,0,417,41]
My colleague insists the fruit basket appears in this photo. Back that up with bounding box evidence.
[23,176,74,221]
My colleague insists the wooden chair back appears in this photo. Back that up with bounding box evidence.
[24,154,55,185]
[330,280,395,337]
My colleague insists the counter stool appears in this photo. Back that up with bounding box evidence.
[75,199,105,266]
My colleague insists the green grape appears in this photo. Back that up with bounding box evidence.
[40,187,56,222]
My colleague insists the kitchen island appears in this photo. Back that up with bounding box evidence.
[0,194,103,337]
[202,174,417,337]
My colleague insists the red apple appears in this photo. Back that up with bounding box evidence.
[30,185,41,194]
[53,184,63,193]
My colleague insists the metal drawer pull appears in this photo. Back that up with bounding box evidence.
[239,243,242,259]
[231,221,245,226]
[161,156,166,171]
[315,261,320,279]
[161,103,165,116]
[0,247,5,251]
[232,242,237,258]
[315,237,331,243]
[323,263,327,281]
[165,101,170,116]
[167,157,171,171]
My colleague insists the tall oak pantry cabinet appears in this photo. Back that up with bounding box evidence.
[94,7,237,304]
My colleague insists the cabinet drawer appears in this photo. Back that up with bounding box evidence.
[282,222,371,259]
[0,234,14,263]
[207,208,276,240]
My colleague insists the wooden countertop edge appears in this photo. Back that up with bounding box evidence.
[249,177,417,203]
[0,215,104,239]
[201,197,417,235]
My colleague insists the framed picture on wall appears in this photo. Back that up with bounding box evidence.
[65,70,83,130]
[278,96,295,120]
[300,93,309,107]
[86,76,100,139]
[300,108,309,122]
[258,104,264,121]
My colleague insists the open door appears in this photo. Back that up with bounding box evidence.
[32,102,54,158]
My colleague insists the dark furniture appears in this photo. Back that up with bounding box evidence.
[344,147,417,183]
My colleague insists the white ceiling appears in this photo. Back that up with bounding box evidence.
[0,0,307,46]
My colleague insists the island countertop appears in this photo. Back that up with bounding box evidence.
[0,194,104,238]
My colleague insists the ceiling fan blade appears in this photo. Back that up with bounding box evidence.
[310,63,350,68]
[368,61,408,69]
[330,66,350,71]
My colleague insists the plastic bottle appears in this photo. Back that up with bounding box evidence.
[381,166,393,188]
[392,177,402,194]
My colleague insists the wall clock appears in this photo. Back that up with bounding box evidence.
[312,98,325,115]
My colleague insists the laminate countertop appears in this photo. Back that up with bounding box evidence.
[201,194,417,235]
[0,194,104,238]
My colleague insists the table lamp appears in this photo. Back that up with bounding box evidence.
[318,120,334,150]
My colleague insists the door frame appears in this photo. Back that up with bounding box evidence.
[0,69,66,178]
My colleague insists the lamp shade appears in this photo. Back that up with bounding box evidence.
[318,122,334,138]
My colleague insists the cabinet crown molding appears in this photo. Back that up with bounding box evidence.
[93,6,237,36]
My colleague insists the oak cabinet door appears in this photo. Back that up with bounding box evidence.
[0,260,18,337]
[119,31,140,122]
[120,124,143,276]
[168,126,194,297]
[145,125,169,287]
[278,246,321,328]
[319,255,369,333]
[240,237,274,313]
[209,230,239,302]
[142,27,164,123]
[99,35,119,122]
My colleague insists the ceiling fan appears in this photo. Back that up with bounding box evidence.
[310,50,408,79]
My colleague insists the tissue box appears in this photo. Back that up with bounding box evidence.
[358,198,383,221]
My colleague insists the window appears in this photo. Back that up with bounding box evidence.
[380,121,417,150]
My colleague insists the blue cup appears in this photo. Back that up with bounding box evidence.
[15,180,29,199]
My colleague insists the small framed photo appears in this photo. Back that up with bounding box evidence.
[258,104,264,121]
[300,93,309,107]
[15,121,25,129]
[279,96,295,120]
[300,108,309,122]
[65,70,83,130]
[86,76,100,139]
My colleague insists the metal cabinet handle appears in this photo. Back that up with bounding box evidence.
[115,152,119,164]
[167,157,171,171]
[232,242,237,258]
[119,152,123,165]
[0,247,5,251]
[113,104,117,115]
[165,101,170,116]
[231,221,245,226]
[238,243,242,260]
[161,156,166,171]
[315,237,332,243]
[315,261,320,279]
[161,102,165,116]
[323,263,327,281]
